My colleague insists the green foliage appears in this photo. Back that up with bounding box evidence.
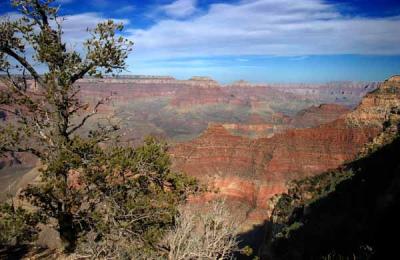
[241,245,254,256]
[271,169,354,229]
[0,0,136,253]
[322,249,374,260]
[0,202,43,246]
[277,222,304,239]
[21,136,198,254]
[0,0,245,256]
[0,1,199,257]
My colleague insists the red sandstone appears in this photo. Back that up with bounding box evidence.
[170,78,400,225]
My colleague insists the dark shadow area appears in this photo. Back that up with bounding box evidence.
[0,111,6,121]
[0,245,31,260]
[236,221,269,259]
[268,135,400,259]
[0,245,55,260]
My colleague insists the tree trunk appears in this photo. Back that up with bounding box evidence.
[58,212,77,252]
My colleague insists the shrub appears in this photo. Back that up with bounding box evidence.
[0,202,42,247]
[164,200,241,260]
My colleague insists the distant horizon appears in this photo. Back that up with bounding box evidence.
[2,72,395,85]
[84,73,387,85]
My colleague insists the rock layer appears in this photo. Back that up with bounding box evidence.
[73,77,377,143]
[170,77,400,227]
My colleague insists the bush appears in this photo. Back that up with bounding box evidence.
[21,136,198,257]
[164,200,241,260]
[0,202,42,247]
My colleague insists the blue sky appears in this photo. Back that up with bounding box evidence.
[1,0,400,83]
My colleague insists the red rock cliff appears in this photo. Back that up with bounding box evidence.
[170,77,400,227]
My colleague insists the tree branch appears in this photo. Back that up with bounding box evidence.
[68,103,89,116]
[33,0,49,28]
[66,99,104,135]
[69,63,94,85]
[0,46,44,86]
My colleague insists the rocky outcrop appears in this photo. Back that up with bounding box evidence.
[346,75,400,126]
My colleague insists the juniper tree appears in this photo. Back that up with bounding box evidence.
[0,0,134,250]
[0,1,198,254]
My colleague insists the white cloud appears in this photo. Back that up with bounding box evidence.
[2,0,399,80]
[161,0,197,18]
[0,12,22,21]
[127,0,400,60]
[60,13,129,43]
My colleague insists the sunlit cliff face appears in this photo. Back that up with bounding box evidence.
[170,77,400,228]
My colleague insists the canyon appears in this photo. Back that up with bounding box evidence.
[170,75,400,231]
[74,76,376,142]
[1,75,399,258]
[0,75,386,227]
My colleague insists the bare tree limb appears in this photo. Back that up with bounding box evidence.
[0,46,44,86]
[66,98,104,135]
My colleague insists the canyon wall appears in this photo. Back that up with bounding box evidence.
[170,76,400,229]
[76,77,377,110]
[0,76,380,208]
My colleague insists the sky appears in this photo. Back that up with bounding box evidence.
[1,0,400,83]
